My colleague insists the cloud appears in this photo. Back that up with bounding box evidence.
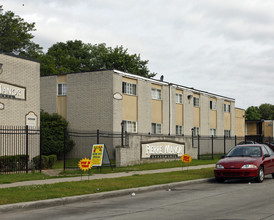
[1,0,274,109]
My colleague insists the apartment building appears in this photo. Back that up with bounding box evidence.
[0,52,40,127]
[0,52,40,160]
[41,70,244,161]
[246,120,274,138]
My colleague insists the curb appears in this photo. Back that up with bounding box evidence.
[0,178,213,213]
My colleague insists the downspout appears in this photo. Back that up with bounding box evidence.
[169,83,172,136]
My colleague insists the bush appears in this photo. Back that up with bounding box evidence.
[32,154,57,169]
[41,110,74,157]
[48,155,57,168]
[0,155,28,172]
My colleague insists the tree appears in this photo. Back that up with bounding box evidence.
[245,104,274,120]
[40,110,74,157]
[259,104,274,120]
[245,106,261,120]
[0,5,42,58]
[40,40,156,78]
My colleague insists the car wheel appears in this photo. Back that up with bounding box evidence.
[215,177,225,183]
[256,166,264,183]
[272,173,274,179]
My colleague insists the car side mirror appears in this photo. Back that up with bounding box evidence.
[264,154,270,158]
[221,155,226,159]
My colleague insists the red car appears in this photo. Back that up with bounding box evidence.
[214,144,274,183]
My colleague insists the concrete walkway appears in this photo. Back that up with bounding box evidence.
[0,164,215,189]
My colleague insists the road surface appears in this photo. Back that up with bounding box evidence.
[2,176,274,220]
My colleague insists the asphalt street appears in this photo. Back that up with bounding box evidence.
[2,175,274,220]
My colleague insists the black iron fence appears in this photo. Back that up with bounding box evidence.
[0,125,41,174]
[63,129,123,170]
[194,135,274,160]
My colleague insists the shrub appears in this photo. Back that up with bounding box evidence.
[48,155,57,168]
[41,110,74,158]
[0,155,28,172]
[32,154,57,169]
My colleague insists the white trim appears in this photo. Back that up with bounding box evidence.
[170,85,172,135]
[114,69,168,86]
[172,84,235,102]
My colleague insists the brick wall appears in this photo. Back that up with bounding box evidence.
[0,53,40,126]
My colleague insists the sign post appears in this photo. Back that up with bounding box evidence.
[78,157,93,180]
[181,154,192,171]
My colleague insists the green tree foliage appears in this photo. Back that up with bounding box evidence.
[246,104,274,120]
[40,110,74,157]
[0,5,42,58]
[245,106,262,120]
[259,104,274,120]
[40,40,156,78]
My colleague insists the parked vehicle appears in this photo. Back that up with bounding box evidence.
[237,140,258,145]
[263,142,274,151]
[214,144,274,183]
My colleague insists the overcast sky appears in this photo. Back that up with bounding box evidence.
[1,0,274,109]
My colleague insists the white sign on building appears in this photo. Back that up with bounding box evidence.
[26,112,38,127]
[141,141,185,159]
[0,82,26,100]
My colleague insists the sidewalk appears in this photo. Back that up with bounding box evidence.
[0,164,215,189]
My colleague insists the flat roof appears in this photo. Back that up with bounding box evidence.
[0,51,40,63]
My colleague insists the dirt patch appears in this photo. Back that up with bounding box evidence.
[42,169,62,176]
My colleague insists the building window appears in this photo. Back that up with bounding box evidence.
[58,84,67,96]
[210,101,217,110]
[176,125,183,135]
[152,123,162,134]
[151,88,161,100]
[224,130,231,137]
[193,97,200,107]
[122,82,137,95]
[210,128,216,136]
[176,93,183,104]
[122,120,137,133]
[224,104,230,112]
[192,127,199,136]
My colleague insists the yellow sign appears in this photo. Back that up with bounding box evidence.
[181,154,192,163]
[91,144,104,166]
[78,158,93,171]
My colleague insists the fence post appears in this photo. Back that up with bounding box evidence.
[63,127,66,171]
[235,135,237,146]
[211,135,214,160]
[25,125,29,174]
[121,121,124,147]
[192,128,194,148]
[197,135,200,160]
[40,126,42,173]
[97,129,99,144]
[224,135,226,155]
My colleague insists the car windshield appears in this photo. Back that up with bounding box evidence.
[226,146,262,157]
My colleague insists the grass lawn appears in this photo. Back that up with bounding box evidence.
[58,158,219,175]
[0,167,214,205]
[0,158,218,184]
[0,173,51,184]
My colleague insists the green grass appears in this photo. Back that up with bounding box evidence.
[0,158,218,184]
[0,167,214,205]
[59,158,219,175]
[0,172,51,184]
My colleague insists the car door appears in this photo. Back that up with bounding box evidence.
[262,145,273,174]
[264,145,274,174]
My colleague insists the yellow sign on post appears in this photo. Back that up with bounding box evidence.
[181,154,192,163]
[78,158,93,171]
[91,144,104,166]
